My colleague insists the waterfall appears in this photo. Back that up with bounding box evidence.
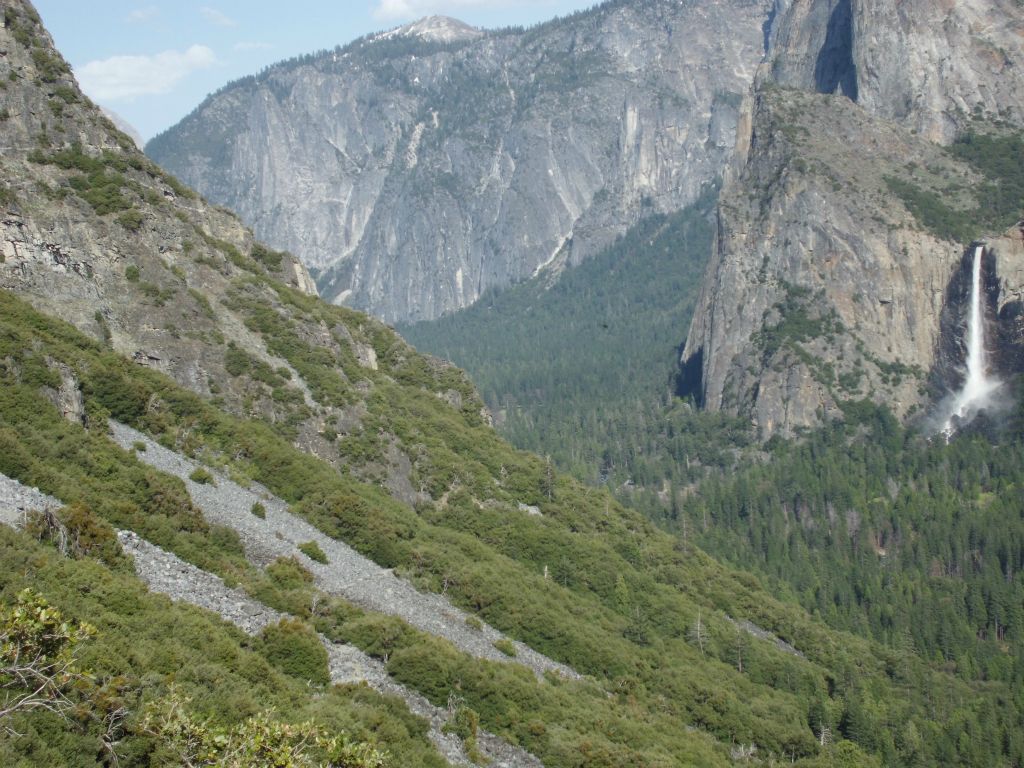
[941,245,1000,437]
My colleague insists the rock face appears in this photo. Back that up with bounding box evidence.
[0,1,484,493]
[147,0,773,323]
[681,0,1024,437]
[681,90,966,434]
[766,0,1024,142]
[989,226,1024,380]
[0,5,319,402]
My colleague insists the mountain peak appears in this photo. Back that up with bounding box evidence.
[380,15,484,44]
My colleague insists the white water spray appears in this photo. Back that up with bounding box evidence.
[941,245,1000,437]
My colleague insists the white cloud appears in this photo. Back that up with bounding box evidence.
[200,6,237,27]
[127,6,159,23]
[373,0,546,21]
[233,41,273,52]
[76,45,217,102]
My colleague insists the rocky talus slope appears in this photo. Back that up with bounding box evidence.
[116,531,544,768]
[147,0,772,323]
[0,469,541,766]
[109,421,579,682]
[0,472,62,527]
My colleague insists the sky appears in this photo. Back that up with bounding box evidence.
[33,0,598,144]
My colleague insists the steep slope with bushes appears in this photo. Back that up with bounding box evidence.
[0,3,1021,766]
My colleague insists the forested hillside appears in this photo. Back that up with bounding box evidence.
[4,1,1024,766]
[4,288,1024,765]
[681,402,1024,702]
[8,1,1024,765]
[401,188,752,492]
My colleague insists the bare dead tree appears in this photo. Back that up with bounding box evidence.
[0,589,94,734]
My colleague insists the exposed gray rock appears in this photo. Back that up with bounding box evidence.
[985,227,1024,383]
[99,107,144,150]
[681,0,1024,437]
[117,530,285,635]
[765,0,1024,142]
[116,530,543,768]
[0,9,326,443]
[378,16,485,45]
[147,0,773,323]
[681,90,971,436]
[0,473,63,528]
[109,421,580,682]
[41,360,86,425]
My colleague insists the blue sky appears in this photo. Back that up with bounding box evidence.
[33,0,598,143]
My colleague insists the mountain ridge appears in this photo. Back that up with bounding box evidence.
[146,0,772,323]
[2,2,1024,766]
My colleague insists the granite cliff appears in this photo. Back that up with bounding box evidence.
[147,0,772,323]
[681,0,1024,437]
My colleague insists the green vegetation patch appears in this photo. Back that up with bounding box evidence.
[188,467,216,485]
[259,618,330,685]
[753,282,843,361]
[400,190,725,488]
[2,287,1021,766]
[298,540,328,564]
[887,129,1024,242]
[0,528,438,766]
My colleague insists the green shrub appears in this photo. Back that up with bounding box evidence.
[251,501,267,519]
[298,540,328,564]
[124,265,140,282]
[252,243,285,270]
[267,555,314,590]
[31,47,69,83]
[53,85,77,104]
[117,208,143,232]
[464,616,483,631]
[259,618,329,685]
[492,638,516,657]
[131,440,146,452]
[68,170,130,215]
[0,588,94,722]
[26,501,125,568]
[442,705,483,763]
[143,691,388,768]
[224,344,251,377]
[189,467,215,485]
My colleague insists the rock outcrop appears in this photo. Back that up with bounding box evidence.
[0,2,484,493]
[116,530,544,768]
[766,0,1024,142]
[681,0,1024,437]
[988,226,1024,381]
[681,89,967,434]
[147,0,773,323]
[0,4,319,404]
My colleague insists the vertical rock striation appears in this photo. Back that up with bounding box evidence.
[681,0,1024,437]
[766,0,1024,141]
[147,1,774,323]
